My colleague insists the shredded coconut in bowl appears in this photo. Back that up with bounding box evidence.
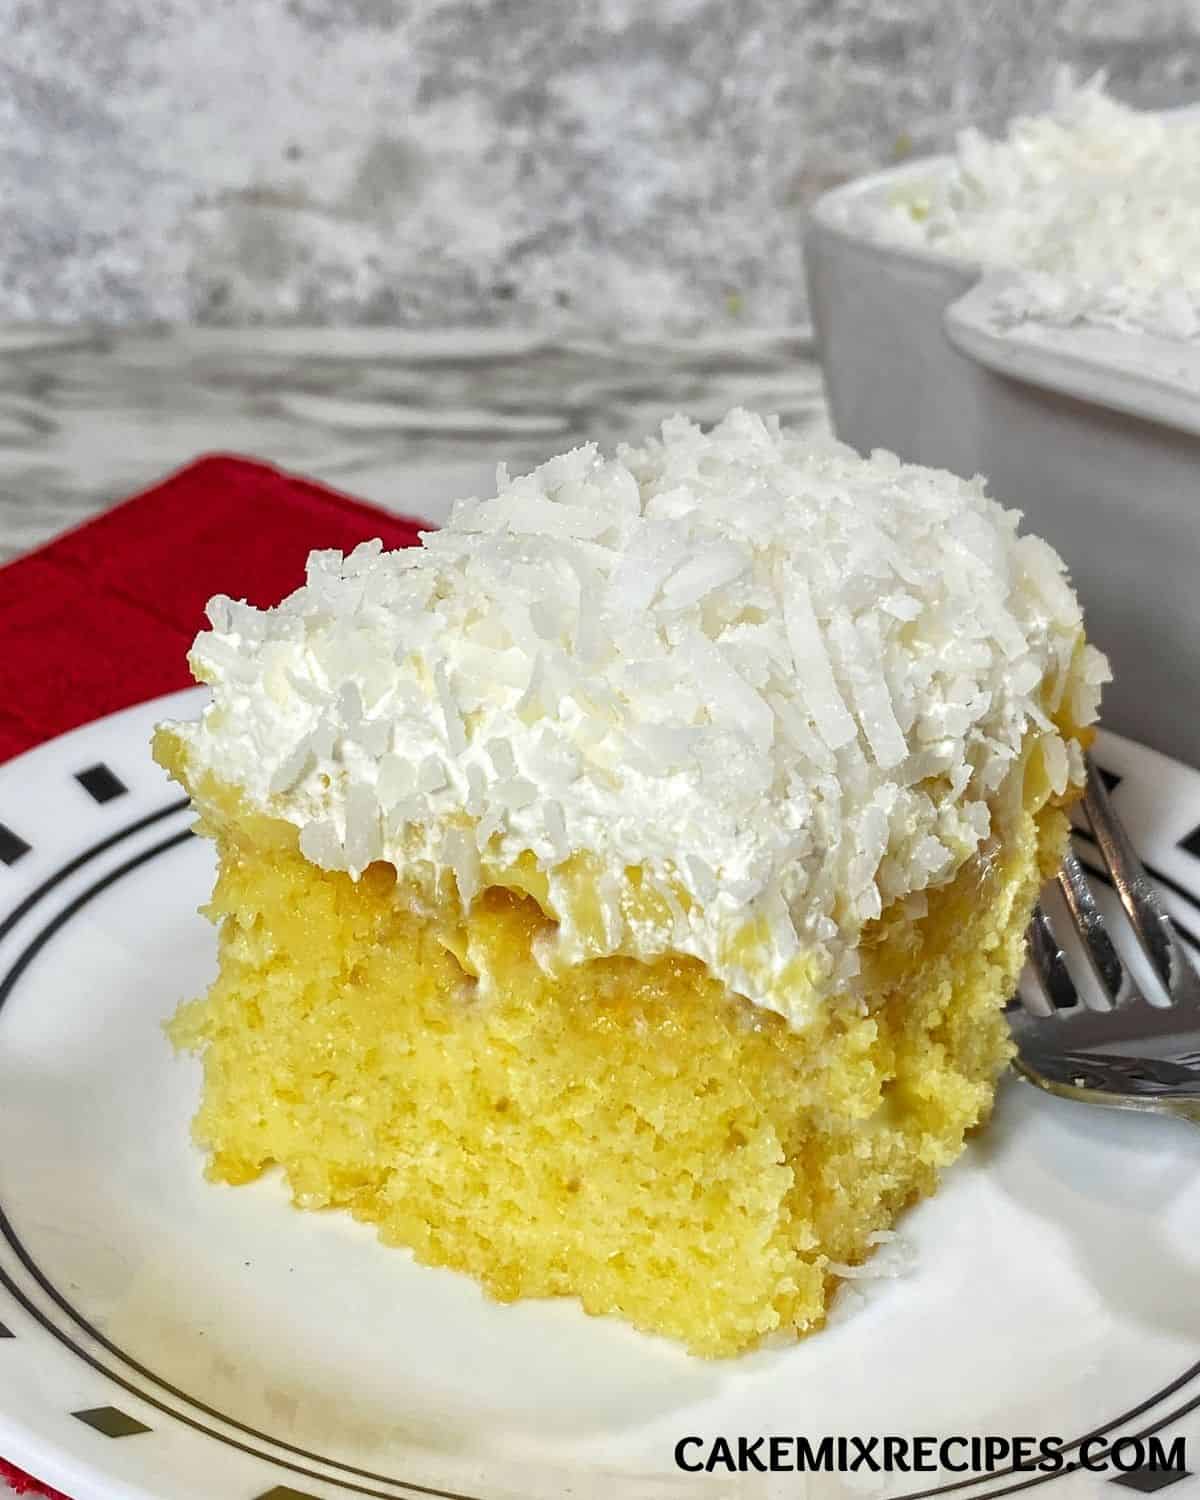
[865,72,1200,342]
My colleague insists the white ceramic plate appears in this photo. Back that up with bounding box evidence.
[0,691,1198,1500]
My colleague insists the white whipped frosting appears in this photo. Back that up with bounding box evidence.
[165,409,1107,1027]
[864,74,1200,342]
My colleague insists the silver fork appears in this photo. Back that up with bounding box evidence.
[1011,756,1200,1126]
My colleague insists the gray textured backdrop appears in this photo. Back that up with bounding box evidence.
[5,0,1199,331]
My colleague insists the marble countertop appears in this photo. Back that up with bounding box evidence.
[0,325,827,563]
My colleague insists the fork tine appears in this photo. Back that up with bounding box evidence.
[1082,754,1200,1007]
[1028,905,1078,1011]
[1056,848,1130,1006]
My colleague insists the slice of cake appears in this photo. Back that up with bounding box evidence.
[155,409,1108,1357]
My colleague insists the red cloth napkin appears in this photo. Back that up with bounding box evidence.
[0,1463,67,1500]
[0,454,426,763]
[0,456,427,1496]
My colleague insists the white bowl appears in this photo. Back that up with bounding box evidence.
[805,151,1200,769]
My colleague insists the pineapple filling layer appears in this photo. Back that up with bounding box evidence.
[167,765,1065,1357]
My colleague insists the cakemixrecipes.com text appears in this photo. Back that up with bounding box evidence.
[673,1432,1187,1476]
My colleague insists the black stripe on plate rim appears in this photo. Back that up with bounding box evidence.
[0,798,191,946]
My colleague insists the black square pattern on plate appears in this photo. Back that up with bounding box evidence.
[0,823,30,866]
[253,1488,326,1500]
[1096,765,1122,794]
[71,1405,152,1438]
[1180,824,1200,860]
[1111,1465,1193,1493]
[0,1321,12,1337]
[75,762,128,804]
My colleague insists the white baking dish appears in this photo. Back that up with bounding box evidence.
[805,142,1200,769]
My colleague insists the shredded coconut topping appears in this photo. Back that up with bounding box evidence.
[166,409,1106,1028]
[864,73,1200,342]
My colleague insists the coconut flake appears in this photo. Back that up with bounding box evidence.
[487,738,517,779]
[269,742,313,795]
[543,799,569,859]
[492,777,538,812]
[432,660,467,755]
[343,783,380,873]
[418,756,447,794]
[1041,733,1070,798]
[680,629,775,754]
[660,544,747,610]
[782,575,858,753]
[443,826,482,907]
[299,818,342,869]
[377,754,416,809]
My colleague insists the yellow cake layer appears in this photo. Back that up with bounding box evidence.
[158,729,1069,1357]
